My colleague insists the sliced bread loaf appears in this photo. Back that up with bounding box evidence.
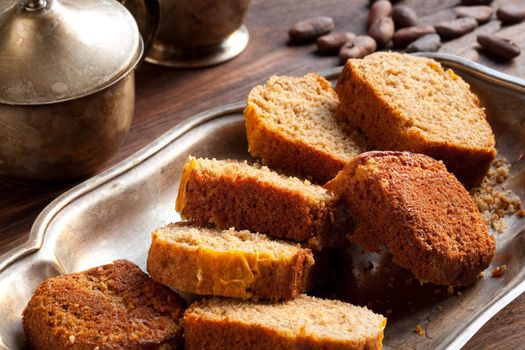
[176,157,342,250]
[183,295,386,350]
[22,260,186,350]
[336,52,496,188]
[325,151,496,286]
[147,223,314,300]
[245,73,366,183]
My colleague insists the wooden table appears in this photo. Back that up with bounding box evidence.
[1,0,524,348]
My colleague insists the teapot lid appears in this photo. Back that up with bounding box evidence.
[0,0,142,105]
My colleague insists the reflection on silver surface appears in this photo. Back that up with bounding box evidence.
[146,0,251,67]
[147,25,249,68]
[0,0,141,105]
[0,53,524,349]
[0,73,135,182]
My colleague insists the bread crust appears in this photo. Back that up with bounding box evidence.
[22,260,186,350]
[183,297,386,350]
[147,224,315,300]
[185,316,384,350]
[176,158,341,250]
[325,151,496,286]
[336,53,496,188]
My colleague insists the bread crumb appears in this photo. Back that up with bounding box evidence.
[415,325,426,336]
[491,265,507,278]
[470,158,522,234]
[69,335,75,344]
[447,286,454,294]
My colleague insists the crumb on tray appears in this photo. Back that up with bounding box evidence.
[415,325,426,336]
[491,265,507,278]
[470,158,523,234]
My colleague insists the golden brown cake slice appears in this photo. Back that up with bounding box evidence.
[245,73,367,183]
[176,157,342,250]
[336,52,496,188]
[183,295,386,350]
[147,223,315,300]
[22,260,186,350]
[325,151,496,286]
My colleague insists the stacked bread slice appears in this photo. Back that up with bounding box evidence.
[148,156,386,349]
[147,223,315,300]
[22,53,499,349]
[175,157,341,249]
[148,224,387,348]
[335,52,496,188]
[325,151,496,286]
[145,54,497,349]
[245,73,367,183]
[23,260,187,350]
[184,295,387,350]
[27,52,486,350]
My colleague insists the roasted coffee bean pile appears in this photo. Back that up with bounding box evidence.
[287,0,523,63]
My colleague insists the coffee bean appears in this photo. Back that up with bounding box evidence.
[289,16,335,43]
[392,5,420,29]
[339,35,377,61]
[368,17,395,48]
[454,6,493,24]
[497,4,525,25]
[317,32,356,53]
[460,0,493,5]
[393,26,436,48]
[406,34,441,53]
[368,0,392,27]
[435,17,478,39]
[477,34,521,60]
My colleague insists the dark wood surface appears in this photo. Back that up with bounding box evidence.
[2,0,525,348]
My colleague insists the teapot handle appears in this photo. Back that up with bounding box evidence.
[119,0,160,62]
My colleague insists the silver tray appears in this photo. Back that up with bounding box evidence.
[1,53,524,350]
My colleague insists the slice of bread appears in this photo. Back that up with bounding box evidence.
[176,157,342,250]
[147,223,315,300]
[22,260,186,350]
[336,52,496,188]
[245,73,367,184]
[325,151,496,286]
[183,295,386,350]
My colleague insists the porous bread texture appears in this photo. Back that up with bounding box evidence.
[147,223,314,300]
[183,295,386,350]
[245,73,366,183]
[325,151,496,286]
[22,260,186,350]
[176,157,341,250]
[336,52,496,188]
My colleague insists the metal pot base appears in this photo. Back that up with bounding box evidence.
[145,26,249,68]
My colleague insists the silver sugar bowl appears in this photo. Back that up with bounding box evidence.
[0,0,158,182]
